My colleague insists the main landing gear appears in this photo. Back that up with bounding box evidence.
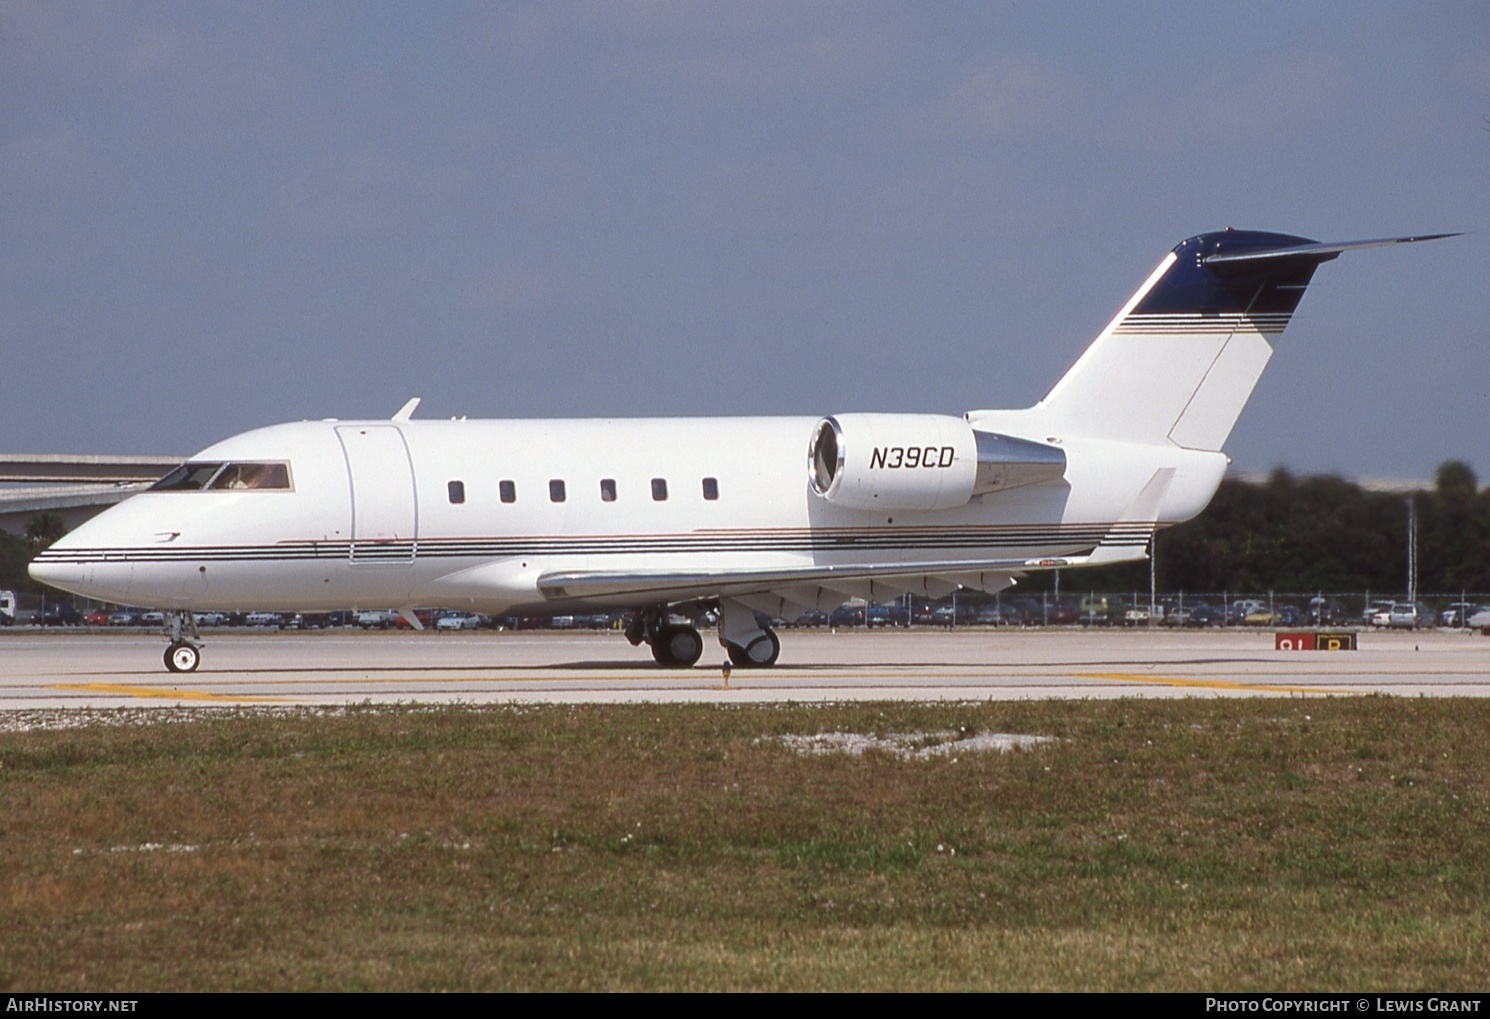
[162,611,203,673]
[719,597,780,669]
[624,600,782,670]
[726,628,780,668]
[624,607,705,668]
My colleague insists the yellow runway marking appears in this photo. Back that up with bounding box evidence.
[49,683,288,704]
[1072,672,1352,695]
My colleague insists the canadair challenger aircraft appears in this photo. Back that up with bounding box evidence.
[31,229,1453,673]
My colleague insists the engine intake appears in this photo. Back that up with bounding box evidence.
[808,413,1065,512]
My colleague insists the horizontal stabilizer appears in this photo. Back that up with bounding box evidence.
[1203,233,1461,266]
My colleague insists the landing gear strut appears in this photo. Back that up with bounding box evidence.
[627,607,704,668]
[163,611,203,673]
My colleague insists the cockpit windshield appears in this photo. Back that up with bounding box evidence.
[150,461,292,492]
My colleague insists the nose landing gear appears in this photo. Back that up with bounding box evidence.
[165,641,200,673]
[163,611,203,673]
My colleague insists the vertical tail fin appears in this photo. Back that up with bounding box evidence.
[1038,230,1456,451]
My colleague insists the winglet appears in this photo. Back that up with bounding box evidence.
[392,398,421,422]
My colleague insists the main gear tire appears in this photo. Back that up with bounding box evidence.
[726,628,780,668]
[651,624,704,668]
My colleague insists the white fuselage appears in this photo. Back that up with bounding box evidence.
[29,413,1227,615]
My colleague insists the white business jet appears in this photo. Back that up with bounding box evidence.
[30,229,1453,673]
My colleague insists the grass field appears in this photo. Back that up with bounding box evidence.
[1,698,1486,991]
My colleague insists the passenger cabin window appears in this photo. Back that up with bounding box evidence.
[499,480,516,503]
[549,479,566,503]
[702,477,719,501]
[600,478,617,502]
[448,480,465,504]
[651,478,668,501]
[150,461,292,492]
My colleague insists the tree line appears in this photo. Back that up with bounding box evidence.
[1029,460,1489,599]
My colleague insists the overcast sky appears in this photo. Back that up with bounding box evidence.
[3,2,1485,481]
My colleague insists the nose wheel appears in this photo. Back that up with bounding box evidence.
[165,641,201,673]
[162,611,204,673]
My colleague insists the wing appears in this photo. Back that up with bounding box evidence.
[538,558,1029,618]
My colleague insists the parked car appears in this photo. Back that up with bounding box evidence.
[357,609,399,629]
[1156,600,1191,626]
[1308,598,1347,626]
[0,590,16,626]
[85,608,113,627]
[1123,603,1153,626]
[435,611,483,631]
[829,604,865,627]
[1045,599,1080,625]
[1440,603,1489,628]
[1184,603,1223,627]
[1079,595,1120,626]
[1386,602,1436,630]
[37,603,83,626]
[283,613,339,629]
[1276,605,1307,627]
[977,602,1025,626]
[787,609,829,628]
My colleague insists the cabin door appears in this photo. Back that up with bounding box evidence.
[335,425,418,564]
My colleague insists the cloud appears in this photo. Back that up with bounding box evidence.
[464,263,568,310]
[466,1,891,92]
[1112,51,1348,147]
[652,25,892,91]
[269,145,474,236]
[920,57,1080,138]
[1,128,91,187]
[573,0,851,41]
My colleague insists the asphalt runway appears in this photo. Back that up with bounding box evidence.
[3,626,1489,709]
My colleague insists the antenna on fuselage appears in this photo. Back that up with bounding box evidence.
[392,397,421,422]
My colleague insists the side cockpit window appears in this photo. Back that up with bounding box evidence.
[151,462,225,491]
[150,461,292,492]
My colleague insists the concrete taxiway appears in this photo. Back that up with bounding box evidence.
[3,627,1489,709]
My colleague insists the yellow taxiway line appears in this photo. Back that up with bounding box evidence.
[46,673,1351,700]
[49,683,288,704]
[1072,672,1353,695]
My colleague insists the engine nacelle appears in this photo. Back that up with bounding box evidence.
[808,413,1066,512]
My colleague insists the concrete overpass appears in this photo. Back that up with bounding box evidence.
[0,455,181,535]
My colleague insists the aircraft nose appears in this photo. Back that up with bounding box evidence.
[28,557,85,594]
